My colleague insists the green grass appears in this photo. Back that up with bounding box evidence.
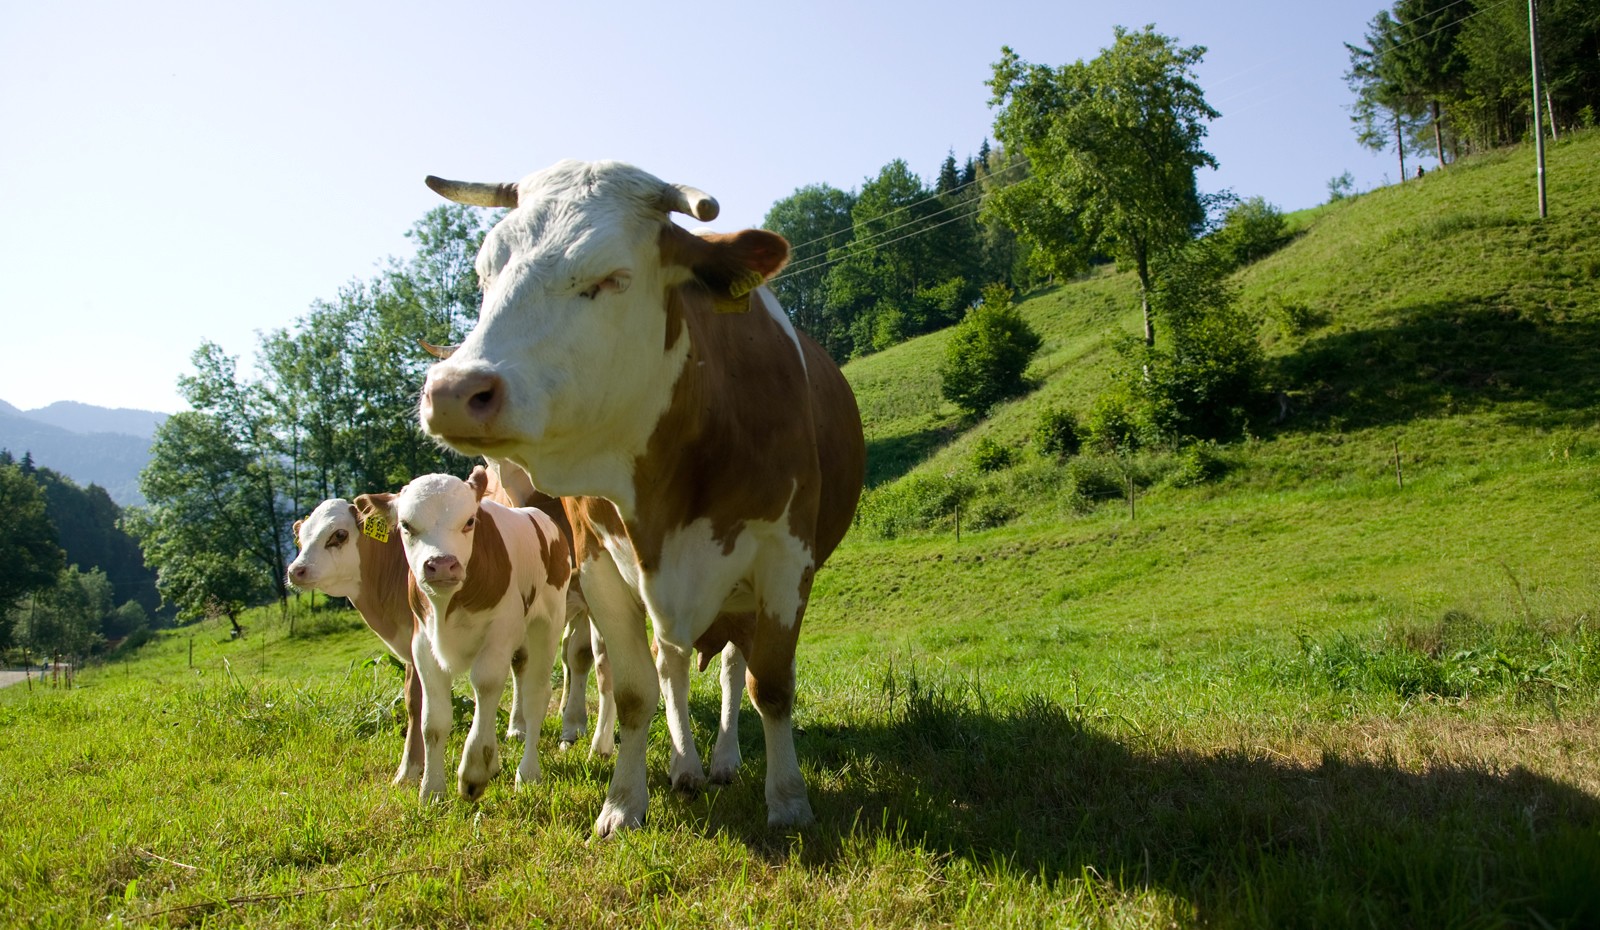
[5,132,1600,928]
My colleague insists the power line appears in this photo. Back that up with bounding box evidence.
[779,159,1028,257]
[772,203,989,285]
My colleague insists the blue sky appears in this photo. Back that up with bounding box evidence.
[0,0,1405,414]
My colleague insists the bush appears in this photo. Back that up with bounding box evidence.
[1065,456,1128,502]
[1032,406,1081,459]
[1169,441,1229,487]
[856,473,978,539]
[939,284,1043,418]
[1211,196,1288,269]
[971,437,1016,472]
[1084,388,1145,453]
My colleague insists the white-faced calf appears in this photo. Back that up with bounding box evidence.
[357,466,571,802]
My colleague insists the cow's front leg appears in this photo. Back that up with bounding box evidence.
[459,653,506,802]
[393,660,425,785]
[582,553,655,836]
[413,634,453,803]
[506,645,528,742]
[657,639,706,793]
[708,643,745,784]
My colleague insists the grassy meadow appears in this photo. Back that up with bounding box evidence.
[4,131,1600,928]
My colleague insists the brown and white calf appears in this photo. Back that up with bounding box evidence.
[356,466,571,802]
[417,160,865,833]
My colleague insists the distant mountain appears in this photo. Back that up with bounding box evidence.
[18,400,168,439]
[0,400,169,506]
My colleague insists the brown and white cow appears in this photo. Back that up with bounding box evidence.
[356,466,572,802]
[417,160,866,833]
[286,500,426,784]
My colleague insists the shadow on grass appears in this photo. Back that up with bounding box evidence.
[685,680,1600,928]
[1269,299,1600,432]
[866,423,961,489]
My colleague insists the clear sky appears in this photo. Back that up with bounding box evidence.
[1,0,1406,415]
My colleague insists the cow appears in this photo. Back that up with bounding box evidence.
[416,160,866,834]
[355,466,572,802]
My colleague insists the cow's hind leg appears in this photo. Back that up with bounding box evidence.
[589,624,616,757]
[558,593,594,749]
[708,643,745,785]
[657,639,706,793]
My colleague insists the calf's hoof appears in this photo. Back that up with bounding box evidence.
[766,794,814,829]
[459,778,488,803]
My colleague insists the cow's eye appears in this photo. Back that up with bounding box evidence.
[463,516,476,532]
[399,522,414,536]
[578,283,602,300]
[327,529,348,548]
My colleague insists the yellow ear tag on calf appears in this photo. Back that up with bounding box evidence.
[713,269,765,314]
[361,513,391,543]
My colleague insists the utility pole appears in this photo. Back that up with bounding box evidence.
[1529,0,1548,217]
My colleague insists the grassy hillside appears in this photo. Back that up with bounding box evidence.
[3,132,1599,929]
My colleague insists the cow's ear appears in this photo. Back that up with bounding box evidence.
[353,493,395,522]
[467,465,489,501]
[660,225,789,311]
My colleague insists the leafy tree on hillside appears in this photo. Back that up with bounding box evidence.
[825,160,981,357]
[763,183,857,356]
[988,26,1218,347]
[0,453,64,651]
[31,466,159,614]
[19,566,111,662]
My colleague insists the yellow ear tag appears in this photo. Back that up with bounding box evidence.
[361,513,391,543]
[713,269,765,314]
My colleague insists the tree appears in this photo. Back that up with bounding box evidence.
[1346,11,1430,181]
[763,183,857,356]
[0,454,65,651]
[989,26,1218,346]
[825,160,980,357]
[939,284,1042,418]
[19,566,110,663]
[134,409,277,632]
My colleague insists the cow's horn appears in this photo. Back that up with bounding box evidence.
[661,183,719,222]
[419,339,458,360]
[425,176,519,208]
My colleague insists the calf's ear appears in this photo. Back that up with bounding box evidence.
[467,465,489,501]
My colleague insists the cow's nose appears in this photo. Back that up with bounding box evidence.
[422,366,504,435]
[424,555,462,582]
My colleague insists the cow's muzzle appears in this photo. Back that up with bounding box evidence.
[421,365,505,442]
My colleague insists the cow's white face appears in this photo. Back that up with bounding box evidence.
[390,473,481,597]
[286,499,362,599]
[420,161,696,502]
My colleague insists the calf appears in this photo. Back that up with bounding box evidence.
[357,466,570,801]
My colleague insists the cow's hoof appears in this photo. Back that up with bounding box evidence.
[593,802,644,838]
[766,794,814,829]
[459,779,487,803]
[506,724,526,742]
[671,770,706,795]
[419,783,446,803]
[707,763,738,786]
[392,767,422,787]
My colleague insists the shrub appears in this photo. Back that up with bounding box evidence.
[939,284,1043,418]
[1211,196,1288,269]
[1065,456,1127,502]
[1169,441,1229,487]
[856,472,978,539]
[971,436,1016,472]
[1032,406,1082,459]
[1084,388,1144,453]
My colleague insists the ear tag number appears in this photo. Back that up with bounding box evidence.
[361,514,391,543]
